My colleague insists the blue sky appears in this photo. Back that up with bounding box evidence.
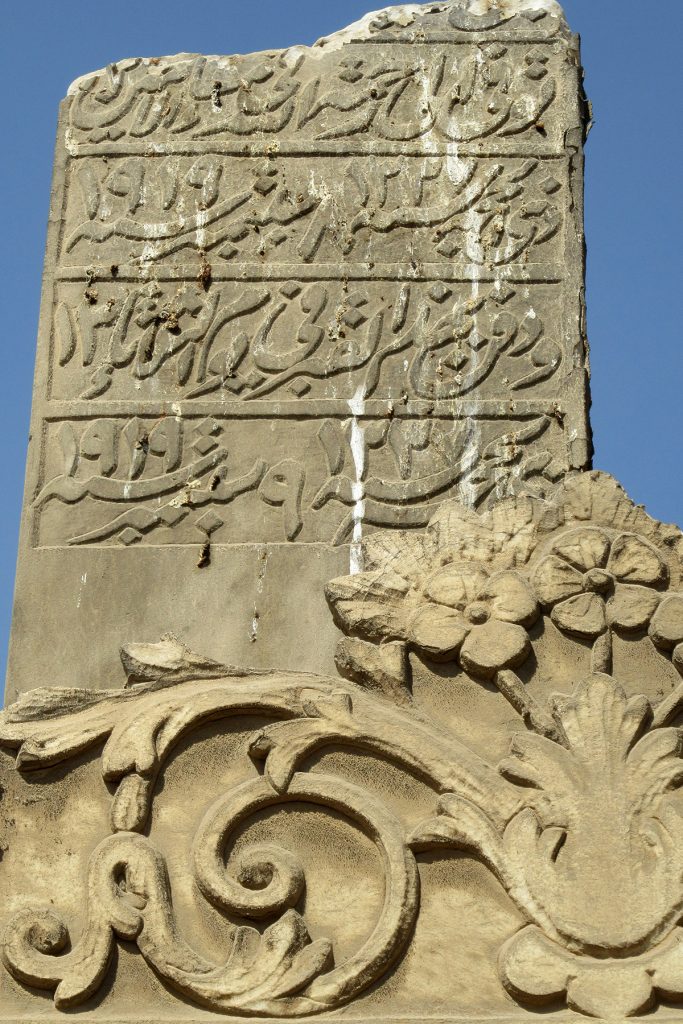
[1,0,681,686]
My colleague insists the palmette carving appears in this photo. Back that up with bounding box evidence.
[4,472,683,1019]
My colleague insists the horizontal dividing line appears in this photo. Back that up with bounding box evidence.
[54,264,564,284]
[31,542,355,551]
[69,142,566,159]
[339,34,561,44]
[40,399,557,419]
[35,538,568,551]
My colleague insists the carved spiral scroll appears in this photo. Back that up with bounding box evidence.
[196,836,305,921]
[2,833,168,1008]
[2,832,332,1015]
[193,772,420,1006]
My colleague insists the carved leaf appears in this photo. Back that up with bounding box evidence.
[410,794,506,877]
[0,686,112,724]
[424,563,488,609]
[120,633,229,684]
[2,833,333,1015]
[250,691,355,792]
[157,909,333,1011]
[499,731,575,820]
[551,675,648,768]
[500,924,668,1019]
[334,637,410,705]
[361,528,435,576]
[627,728,683,809]
[552,527,610,572]
[325,569,411,641]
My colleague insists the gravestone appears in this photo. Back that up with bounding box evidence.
[4,0,589,702]
[2,2,683,1023]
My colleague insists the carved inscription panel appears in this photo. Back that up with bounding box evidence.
[60,154,566,269]
[6,0,589,695]
[35,413,565,547]
[30,0,588,552]
[51,280,565,403]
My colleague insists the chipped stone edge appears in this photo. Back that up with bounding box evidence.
[66,0,567,95]
[313,0,564,52]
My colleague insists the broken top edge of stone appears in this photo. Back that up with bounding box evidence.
[66,0,569,97]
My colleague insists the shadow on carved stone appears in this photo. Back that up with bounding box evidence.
[2,472,683,1018]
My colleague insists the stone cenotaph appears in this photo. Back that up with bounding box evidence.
[2,2,683,1021]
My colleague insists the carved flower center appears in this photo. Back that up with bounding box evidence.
[466,602,490,625]
[584,568,613,594]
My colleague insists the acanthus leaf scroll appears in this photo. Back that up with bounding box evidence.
[5,472,683,1019]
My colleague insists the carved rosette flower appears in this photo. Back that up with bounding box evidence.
[327,518,540,687]
[533,526,668,639]
[407,565,538,678]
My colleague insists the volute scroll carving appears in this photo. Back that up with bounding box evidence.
[3,472,683,1019]
[0,0,668,1019]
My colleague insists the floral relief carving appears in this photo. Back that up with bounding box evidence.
[3,472,683,1019]
[533,527,667,639]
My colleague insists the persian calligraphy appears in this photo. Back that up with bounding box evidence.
[28,0,588,552]
[52,281,562,402]
[66,40,562,150]
[61,155,563,268]
[34,414,564,547]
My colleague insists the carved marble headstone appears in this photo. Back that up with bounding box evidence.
[5,0,589,701]
[3,3,683,1023]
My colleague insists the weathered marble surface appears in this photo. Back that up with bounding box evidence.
[4,0,589,700]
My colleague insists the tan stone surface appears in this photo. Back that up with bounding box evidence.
[7,4,683,1023]
[3,471,683,1022]
[4,0,589,701]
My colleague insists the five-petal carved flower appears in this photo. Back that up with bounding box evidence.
[533,527,667,639]
[408,564,538,678]
[327,530,540,683]
[327,480,683,699]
